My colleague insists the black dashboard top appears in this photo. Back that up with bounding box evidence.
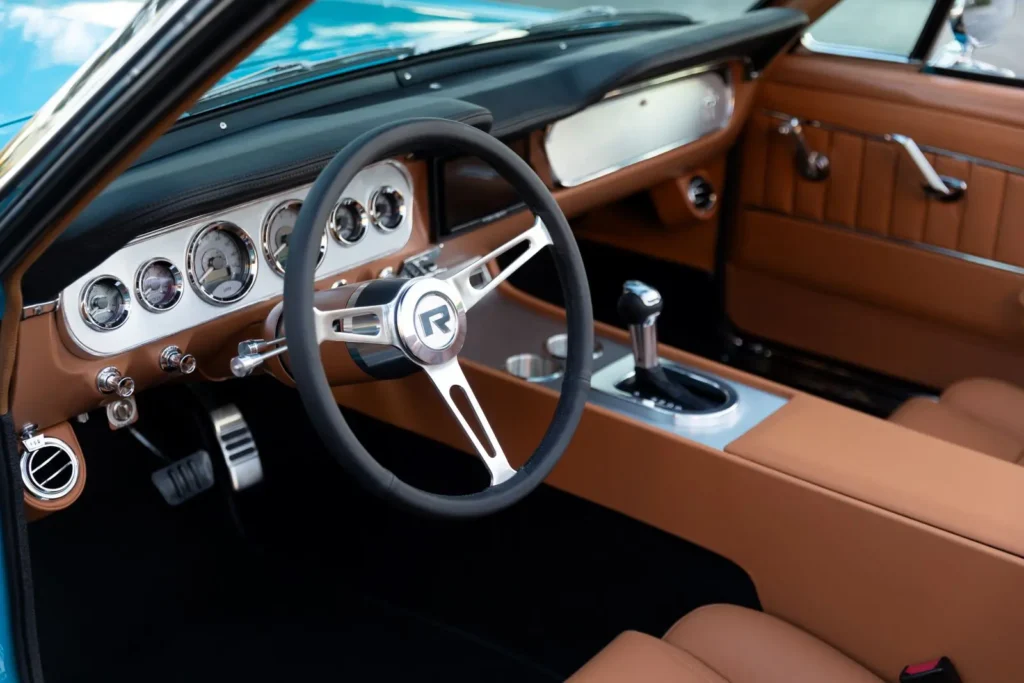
[23,8,806,302]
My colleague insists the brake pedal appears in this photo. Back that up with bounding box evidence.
[151,450,215,506]
[210,405,263,491]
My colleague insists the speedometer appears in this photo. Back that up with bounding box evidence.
[186,222,257,305]
[261,200,326,276]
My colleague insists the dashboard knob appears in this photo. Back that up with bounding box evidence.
[96,367,135,398]
[160,346,196,375]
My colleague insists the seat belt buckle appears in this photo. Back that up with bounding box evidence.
[899,657,962,683]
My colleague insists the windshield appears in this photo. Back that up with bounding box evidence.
[0,0,758,144]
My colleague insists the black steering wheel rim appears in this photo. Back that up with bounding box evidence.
[284,118,593,518]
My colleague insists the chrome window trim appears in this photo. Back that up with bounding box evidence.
[544,63,736,188]
[799,33,915,65]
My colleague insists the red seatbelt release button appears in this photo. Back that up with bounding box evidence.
[900,657,962,683]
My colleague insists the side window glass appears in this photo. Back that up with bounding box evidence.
[803,0,937,61]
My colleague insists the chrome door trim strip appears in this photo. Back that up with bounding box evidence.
[748,206,1024,278]
[762,110,1024,177]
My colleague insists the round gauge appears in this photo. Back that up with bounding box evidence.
[328,198,368,246]
[135,258,183,312]
[369,186,405,232]
[261,200,326,276]
[186,221,258,305]
[80,276,131,331]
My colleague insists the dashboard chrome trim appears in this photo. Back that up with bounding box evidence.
[544,64,735,188]
[61,160,415,358]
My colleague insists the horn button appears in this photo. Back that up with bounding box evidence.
[394,278,467,365]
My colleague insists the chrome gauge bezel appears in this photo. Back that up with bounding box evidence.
[79,275,131,332]
[328,197,369,246]
[134,258,183,312]
[185,221,258,306]
[261,199,326,277]
[369,186,406,232]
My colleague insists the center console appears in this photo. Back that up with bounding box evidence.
[460,280,787,451]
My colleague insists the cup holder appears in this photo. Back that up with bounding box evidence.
[544,333,604,360]
[505,353,562,383]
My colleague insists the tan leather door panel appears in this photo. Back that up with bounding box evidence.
[729,54,1024,389]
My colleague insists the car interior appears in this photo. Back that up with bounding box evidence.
[4,0,1024,681]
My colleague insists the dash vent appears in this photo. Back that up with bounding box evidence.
[687,175,717,213]
[21,438,79,501]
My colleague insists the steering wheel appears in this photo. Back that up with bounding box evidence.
[284,119,593,518]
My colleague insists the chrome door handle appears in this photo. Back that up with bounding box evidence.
[885,134,966,202]
[777,117,830,182]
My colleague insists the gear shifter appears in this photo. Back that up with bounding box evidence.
[618,280,662,370]
[617,281,720,412]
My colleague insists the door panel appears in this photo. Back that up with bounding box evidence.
[729,54,1024,389]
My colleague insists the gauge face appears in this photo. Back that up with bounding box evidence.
[370,187,405,231]
[328,198,368,246]
[135,259,182,312]
[261,200,327,276]
[80,276,130,331]
[187,222,257,305]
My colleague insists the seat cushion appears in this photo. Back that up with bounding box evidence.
[941,378,1024,443]
[890,397,1023,463]
[890,378,1024,463]
[567,605,882,683]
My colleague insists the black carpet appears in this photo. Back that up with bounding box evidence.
[27,379,759,682]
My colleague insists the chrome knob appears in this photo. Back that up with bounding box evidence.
[111,399,134,422]
[160,346,196,374]
[96,366,135,397]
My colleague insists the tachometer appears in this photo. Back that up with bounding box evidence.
[80,276,131,331]
[261,200,327,275]
[135,258,183,312]
[186,221,257,305]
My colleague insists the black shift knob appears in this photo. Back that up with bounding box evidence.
[617,281,663,325]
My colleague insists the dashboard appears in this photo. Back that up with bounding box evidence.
[11,7,807,442]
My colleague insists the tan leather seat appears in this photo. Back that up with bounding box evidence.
[567,604,881,682]
[890,378,1024,463]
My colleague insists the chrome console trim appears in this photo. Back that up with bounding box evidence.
[589,355,787,450]
[544,64,734,188]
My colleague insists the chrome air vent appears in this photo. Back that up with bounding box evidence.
[687,175,717,212]
[20,436,79,501]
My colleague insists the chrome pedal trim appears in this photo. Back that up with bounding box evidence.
[210,405,263,491]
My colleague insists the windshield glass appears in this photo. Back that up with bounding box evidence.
[0,0,757,145]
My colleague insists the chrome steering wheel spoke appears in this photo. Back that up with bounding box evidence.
[313,303,395,346]
[422,358,516,486]
[440,218,552,311]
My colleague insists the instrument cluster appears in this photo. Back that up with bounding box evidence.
[65,160,414,357]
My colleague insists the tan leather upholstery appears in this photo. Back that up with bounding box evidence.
[891,379,1024,463]
[568,605,882,683]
